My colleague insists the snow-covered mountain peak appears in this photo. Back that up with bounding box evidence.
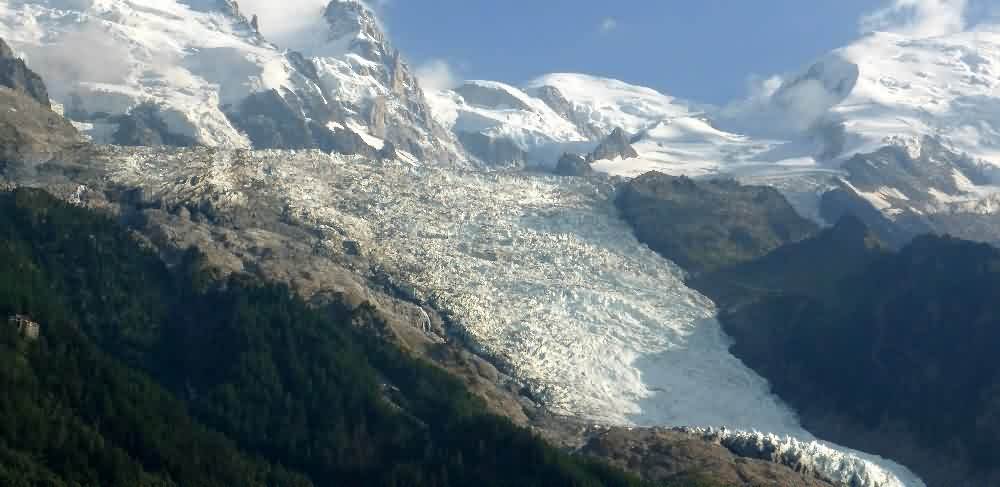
[323,0,381,45]
[526,72,693,136]
[0,0,465,163]
[804,28,1000,164]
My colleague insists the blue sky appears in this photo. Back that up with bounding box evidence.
[378,1,878,104]
[247,0,996,105]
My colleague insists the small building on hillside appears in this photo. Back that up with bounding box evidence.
[8,315,40,340]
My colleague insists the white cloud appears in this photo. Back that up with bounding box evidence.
[860,0,967,38]
[238,0,329,39]
[22,24,134,96]
[238,0,391,46]
[415,59,459,92]
[599,17,618,34]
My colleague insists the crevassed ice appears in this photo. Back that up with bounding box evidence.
[107,149,924,487]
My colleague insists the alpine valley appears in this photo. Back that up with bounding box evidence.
[2,1,1000,486]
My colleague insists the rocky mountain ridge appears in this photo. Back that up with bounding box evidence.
[0,0,464,163]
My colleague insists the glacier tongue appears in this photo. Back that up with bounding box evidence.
[103,147,923,487]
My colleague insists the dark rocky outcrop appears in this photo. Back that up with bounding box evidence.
[588,127,639,162]
[453,82,532,111]
[688,219,1000,487]
[614,163,1000,486]
[820,137,1000,246]
[456,131,527,168]
[819,184,919,249]
[582,428,835,487]
[0,37,85,175]
[228,89,378,157]
[616,172,817,275]
[113,104,199,147]
[0,38,50,108]
[553,153,592,177]
[376,140,398,160]
[692,215,885,307]
[0,88,83,172]
[322,0,463,163]
[230,90,313,149]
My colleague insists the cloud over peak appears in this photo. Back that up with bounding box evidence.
[860,0,968,38]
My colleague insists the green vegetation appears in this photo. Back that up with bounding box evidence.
[0,188,659,487]
[696,215,1000,484]
[616,172,817,275]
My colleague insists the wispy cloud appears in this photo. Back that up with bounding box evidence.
[860,0,967,37]
[239,0,391,44]
[238,0,328,38]
[415,59,460,92]
[598,17,618,34]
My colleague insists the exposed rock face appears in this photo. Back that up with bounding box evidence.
[532,84,605,139]
[818,137,1000,247]
[0,1,465,163]
[616,172,817,275]
[819,184,922,249]
[688,221,1000,487]
[0,38,84,174]
[318,0,463,162]
[553,153,592,177]
[0,39,50,108]
[692,215,885,309]
[453,82,533,111]
[582,428,835,487]
[226,89,384,157]
[841,137,992,209]
[230,90,314,149]
[113,104,199,147]
[588,127,639,162]
[456,131,527,168]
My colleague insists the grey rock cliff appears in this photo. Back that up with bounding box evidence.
[0,37,84,174]
[553,153,592,177]
[0,38,50,108]
[588,127,639,162]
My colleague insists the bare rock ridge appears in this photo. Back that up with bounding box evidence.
[821,137,1000,248]
[1,0,464,163]
[588,127,639,162]
[532,83,606,139]
[616,171,818,274]
[316,0,462,162]
[0,39,84,172]
[554,153,592,177]
[0,38,49,108]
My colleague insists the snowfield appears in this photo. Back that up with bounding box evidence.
[103,147,924,487]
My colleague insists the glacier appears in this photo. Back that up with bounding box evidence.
[100,147,924,487]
